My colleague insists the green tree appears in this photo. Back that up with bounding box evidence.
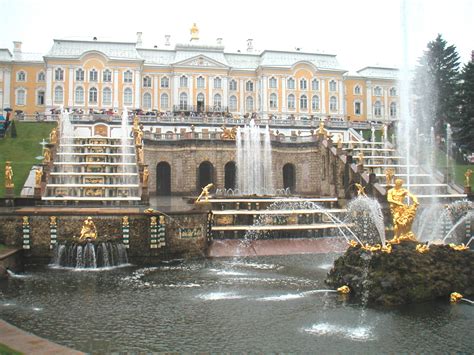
[452,61,474,153]
[413,34,460,136]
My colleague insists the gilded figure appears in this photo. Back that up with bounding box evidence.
[464,169,472,187]
[387,178,419,242]
[195,183,214,203]
[43,147,52,163]
[79,216,97,240]
[5,161,14,188]
[35,168,43,187]
[142,166,149,186]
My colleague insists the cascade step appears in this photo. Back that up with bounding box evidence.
[211,223,352,231]
[211,209,347,215]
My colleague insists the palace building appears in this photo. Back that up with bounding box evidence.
[0,28,399,122]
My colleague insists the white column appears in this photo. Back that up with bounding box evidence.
[281,77,286,113]
[262,76,268,113]
[222,77,228,108]
[153,76,159,110]
[239,79,244,113]
[45,67,52,108]
[68,68,74,107]
[320,79,326,114]
[134,70,140,109]
[113,70,119,109]
[173,75,179,109]
[3,69,11,109]
[338,80,344,115]
[384,88,388,120]
[366,81,372,120]
[189,75,193,110]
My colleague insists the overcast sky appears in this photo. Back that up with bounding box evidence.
[0,0,472,72]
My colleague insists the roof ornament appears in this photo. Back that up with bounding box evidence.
[190,23,199,41]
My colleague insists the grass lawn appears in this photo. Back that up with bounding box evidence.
[434,148,473,189]
[0,121,56,197]
[0,343,23,355]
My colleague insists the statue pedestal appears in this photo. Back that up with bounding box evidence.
[34,187,42,198]
[357,164,364,173]
[464,186,471,194]
[5,186,14,198]
[141,186,149,204]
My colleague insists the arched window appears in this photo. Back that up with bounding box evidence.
[311,95,320,111]
[124,88,133,105]
[161,77,169,88]
[76,68,84,81]
[54,86,63,103]
[374,86,382,96]
[160,93,169,109]
[374,101,382,116]
[214,77,222,89]
[143,76,152,88]
[246,96,254,111]
[179,92,188,110]
[300,94,308,110]
[269,93,278,109]
[229,95,237,111]
[229,79,237,91]
[55,68,64,81]
[329,80,337,92]
[89,69,98,82]
[311,79,319,91]
[224,161,236,189]
[156,162,171,195]
[75,87,84,104]
[287,94,295,109]
[37,71,45,82]
[124,70,133,83]
[143,92,152,109]
[246,81,253,92]
[37,90,45,105]
[354,85,361,95]
[102,87,112,105]
[214,93,222,108]
[390,102,397,117]
[354,101,362,115]
[180,75,188,88]
[287,78,295,89]
[283,163,296,192]
[16,89,26,105]
[197,76,205,88]
[103,69,112,82]
[300,78,307,90]
[330,96,337,112]
[389,87,397,96]
[198,161,214,190]
[89,87,98,104]
[269,77,277,88]
[17,71,26,82]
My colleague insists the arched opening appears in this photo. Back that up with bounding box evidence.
[156,162,171,195]
[198,161,214,190]
[224,161,236,189]
[283,163,296,192]
[197,93,205,112]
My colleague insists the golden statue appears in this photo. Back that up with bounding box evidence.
[464,169,472,187]
[43,147,52,163]
[336,135,343,149]
[50,216,57,226]
[190,23,199,41]
[135,128,143,146]
[221,126,237,140]
[22,216,29,226]
[137,146,144,164]
[79,216,97,240]
[337,285,350,294]
[357,152,364,165]
[150,216,158,225]
[416,244,430,254]
[387,178,419,242]
[450,292,463,303]
[5,161,14,188]
[347,239,359,248]
[195,183,214,203]
[133,115,140,131]
[449,243,469,251]
[142,166,149,186]
[49,127,58,144]
[35,168,42,187]
[381,243,392,253]
[355,183,366,196]
[318,121,328,136]
[122,216,129,227]
[385,168,395,186]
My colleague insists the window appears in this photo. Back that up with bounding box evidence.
[269,77,277,88]
[287,94,295,109]
[354,101,362,115]
[89,87,98,104]
[374,86,382,96]
[103,69,112,82]
[37,72,45,82]
[76,69,84,82]
[75,87,84,104]
[214,77,221,89]
[89,69,98,82]
[16,89,26,105]
[197,76,205,88]
[229,95,237,111]
[390,102,397,117]
[55,68,64,81]
[37,90,45,105]
[124,70,133,83]
[214,93,222,108]
[180,75,188,88]
[161,77,169,88]
[124,88,133,105]
[143,92,152,109]
[246,81,253,92]
[17,71,26,82]
[160,93,169,109]
[54,86,63,103]
[179,92,188,110]
[300,94,308,110]
[354,85,361,95]
[102,87,112,105]
[389,87,397,96]
[300,78,307,90]
[269,93,278,109]
[246,96,254,111]
[143,76,152,88]
[311,95,320,111]
[374,101,382,116]
[330,96,337,112]
[329,80,337,92]
[229,79,237,91]
[311,79,319,91]
[287,78,295,89]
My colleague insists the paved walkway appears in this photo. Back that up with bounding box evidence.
[0,320,84,355]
